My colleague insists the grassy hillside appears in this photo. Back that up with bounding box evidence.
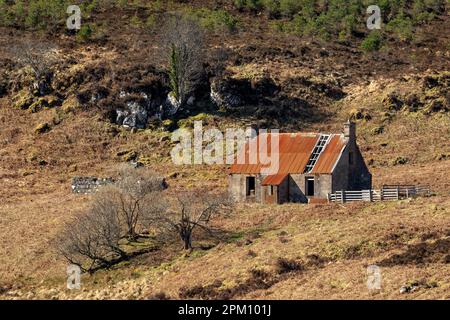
[0,0,449,299]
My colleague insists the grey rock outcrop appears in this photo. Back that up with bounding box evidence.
[162,93,182,116]
[122,102,148,129]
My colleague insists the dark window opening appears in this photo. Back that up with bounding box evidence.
[349,152,354,165]
[306,177,315,197]
[268,185,274,196]
[246,177,256,196]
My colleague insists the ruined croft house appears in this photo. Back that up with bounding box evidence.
[229,121,372,204]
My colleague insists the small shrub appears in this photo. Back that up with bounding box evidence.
[279,0,302,17]
[77,24,93,42]
[247,250,257,257]
[361,31,383,52]
[148,291,170,300]
[145,14,156,30]
[233,0,246,11]
[250,268,271,280]
[130,15,142,28]
[386,14,414,42]
[234,0,263,12]
[189,8,238,32]
[275,257,304,274]
[262,0,280,17]
[393,156,409,166]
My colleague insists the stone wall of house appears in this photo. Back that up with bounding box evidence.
[278,178,290,203]
[71,177,114,194]
[229,174,244,202]
[332,139,372,192]
[229,174,264,203]
[315,174,333,198]
[287,173,332,202]
[349,144,372,190]
[288,174,308,203]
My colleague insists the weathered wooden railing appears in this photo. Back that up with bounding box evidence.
[327,185,431,203]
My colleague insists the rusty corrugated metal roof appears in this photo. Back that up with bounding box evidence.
[310,135,347,174]
[229,132,347,175]
[261,174,288,186]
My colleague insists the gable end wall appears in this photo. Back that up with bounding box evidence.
[332,140,372,191]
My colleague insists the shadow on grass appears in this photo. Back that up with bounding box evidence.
[377,238,450,267]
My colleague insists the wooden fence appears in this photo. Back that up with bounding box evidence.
[328,185,430,203]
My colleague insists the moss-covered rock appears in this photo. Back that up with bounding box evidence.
[371,125,384,135]
[422,72,450,89]
[162,119,175,131]
[47,95,62,108]
[34,123,51,134]
[177,113,211,129]
[29,98,49,113]
[116,150,138,161]
[423,97,448,114]
[13,91,35,110]
[435,153,450,161]
[393,156,409,166]
[383,92,403,111]
[380,112,394,123]
[137,156,152,166]
[61,96,81,113]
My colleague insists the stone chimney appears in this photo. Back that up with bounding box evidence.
[344,120,356,141]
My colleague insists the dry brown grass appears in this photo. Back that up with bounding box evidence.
[0,86,449,299]
[0,21,449,298]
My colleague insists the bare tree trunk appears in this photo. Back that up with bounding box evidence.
[128,228,137,242]
[181,230,192,250]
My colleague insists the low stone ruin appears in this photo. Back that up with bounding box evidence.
[71,177,114,194]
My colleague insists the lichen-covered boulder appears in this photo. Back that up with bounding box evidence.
[162,93,182,116]
[122,102,148,129]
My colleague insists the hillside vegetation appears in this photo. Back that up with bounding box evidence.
[0,0,448,299]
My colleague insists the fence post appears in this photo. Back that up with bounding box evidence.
[369,189,373,202]
[396,186,400,200]
[327,193,330,203]
[341,190,345,203]
[380,188,383,201]
[406,187,409,199]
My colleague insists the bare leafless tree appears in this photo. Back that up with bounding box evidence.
[155,191,233,250]
[113,165,167,241]
[56,166,167,271]
[208,47,230,79]
[163,15,205,110]
[56,193,125,272]
[12,39,58,96]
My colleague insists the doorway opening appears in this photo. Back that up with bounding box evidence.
[246,177,256,196]
[306,177,315,196]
